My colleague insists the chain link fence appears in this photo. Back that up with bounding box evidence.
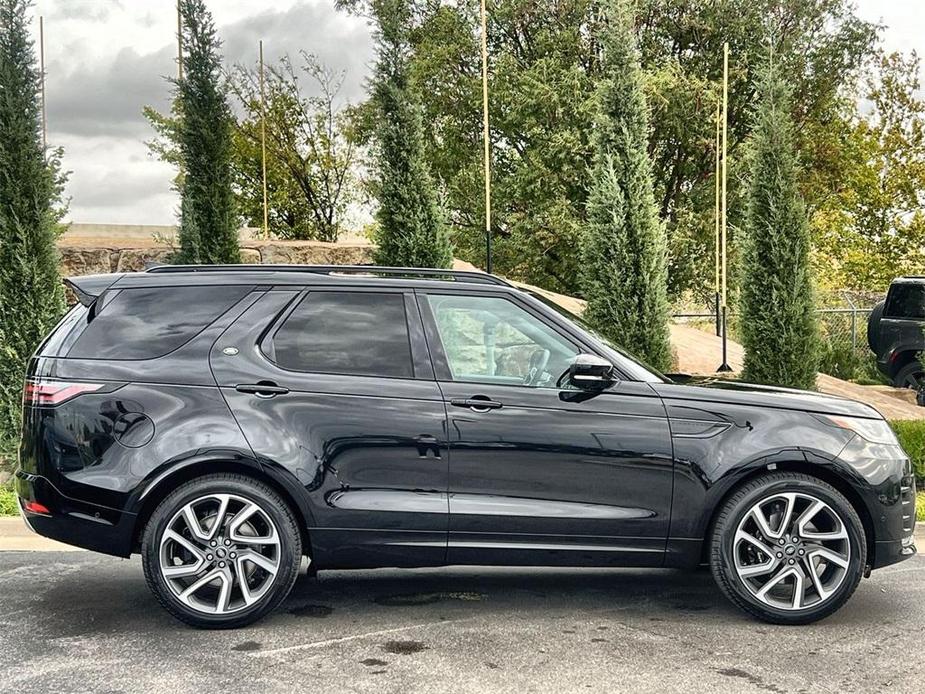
[672,291,886,383]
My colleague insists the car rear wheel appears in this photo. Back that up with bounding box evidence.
[142,473,301,629]
[893,360,925,390]
[710,472,865,625]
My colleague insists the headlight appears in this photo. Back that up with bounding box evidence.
[824,415,900,445]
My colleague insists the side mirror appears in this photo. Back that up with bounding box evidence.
[568,354,617,389]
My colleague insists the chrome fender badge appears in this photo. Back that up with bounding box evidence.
[222,346,239,356]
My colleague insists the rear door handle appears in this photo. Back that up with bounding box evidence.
[235,382,289,398]
[450,397,503,412]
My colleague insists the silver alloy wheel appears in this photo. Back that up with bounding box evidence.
[733,492,851,611]
[159,493,281,615]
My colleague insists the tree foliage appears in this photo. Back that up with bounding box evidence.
[0,0,67,462]
[811,52,925,290]
[740,60,818,389]
[581,0,672,372]
[174,0,238,264]
[369,0,452,268]
[228,53,358,242]
[349,0,877,296]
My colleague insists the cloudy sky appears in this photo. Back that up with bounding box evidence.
[28,0,925,226]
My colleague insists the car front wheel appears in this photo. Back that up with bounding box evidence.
[710,472,865,625]
[142,473,302,629]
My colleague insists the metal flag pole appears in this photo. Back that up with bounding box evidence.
[717,41,732,372]
[480,0,492,273]
[177,3,183,81]
[260,40,269,238]
[39,15,46,154]
[714,99,721,337]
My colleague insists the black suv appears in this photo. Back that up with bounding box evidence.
[869,277,925,388]
[15,265,917,628]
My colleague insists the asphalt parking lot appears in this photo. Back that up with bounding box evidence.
[1,551,922,694]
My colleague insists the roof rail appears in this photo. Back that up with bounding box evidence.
[145,264,513,287]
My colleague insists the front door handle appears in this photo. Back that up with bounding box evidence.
[450,397,503,412]
[235,382,289,398]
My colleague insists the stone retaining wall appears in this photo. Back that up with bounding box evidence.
[58,240,375,277]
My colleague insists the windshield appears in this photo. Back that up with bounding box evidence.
[523,289,668,383]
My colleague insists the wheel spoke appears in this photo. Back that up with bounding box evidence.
[161,529,206,561]
[179,568,224,604]
[776,493,796,538]
[181,505,211,543]
[206,494,231,541]
[791,569,806,609]
[229,503,278,546]
[238,549,278,574]
[806,546,849,569]
[755,565,798,600]
[804,556,830,600]
[749,505,778,539]
[735,530,775,559]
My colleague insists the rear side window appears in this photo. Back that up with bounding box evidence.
[272,291,413,378]
[69,285,252,360]
[886,283,925,319]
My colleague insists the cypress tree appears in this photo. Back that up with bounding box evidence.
[740,60,818,388]
[0,0,66,461]
[580,0,672,372]
[175,0,239,264]
[371,0,452,269]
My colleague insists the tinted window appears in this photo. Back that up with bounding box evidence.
[69,285,252,360]
[886,284,925,319]
[425,294,579,388]
[273,292,413,378]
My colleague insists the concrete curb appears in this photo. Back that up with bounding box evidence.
[0,516,83,551]
[1,514,923,553]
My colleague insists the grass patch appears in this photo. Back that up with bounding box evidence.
[918,492,925,523]
[0,483,17,516]
[890,420,925,483]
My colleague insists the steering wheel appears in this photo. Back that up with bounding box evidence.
[522,348,551,386]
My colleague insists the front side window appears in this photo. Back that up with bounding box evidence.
[424,294,579,388]
[272,291,413,378]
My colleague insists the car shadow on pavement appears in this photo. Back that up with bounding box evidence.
[286,566,731,618]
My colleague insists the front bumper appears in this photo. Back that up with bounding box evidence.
[14,470,135,557]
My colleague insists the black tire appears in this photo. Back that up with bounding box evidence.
[867,300,884,353]
[710,472,865,625]
[142,473,302,629]
[892,360,925,389]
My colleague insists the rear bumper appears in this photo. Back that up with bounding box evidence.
[14,470,135,557]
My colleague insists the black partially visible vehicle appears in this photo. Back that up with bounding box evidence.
[868,276,925,388]
[14,265,918,628]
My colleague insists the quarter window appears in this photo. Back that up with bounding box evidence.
[424,294,579,387]
[272,291,414,378]
[886,284,925,319]
[69,285,252,360]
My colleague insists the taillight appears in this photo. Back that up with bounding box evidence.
[23,379,103,407]
[23,500,51,515]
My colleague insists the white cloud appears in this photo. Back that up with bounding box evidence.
[31,0,373,225]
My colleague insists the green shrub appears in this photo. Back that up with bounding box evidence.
[739,61,818,389]
[580,0,672,372]
[890,420,925,484]
[918,492,924,523]
[0,484,17,516]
